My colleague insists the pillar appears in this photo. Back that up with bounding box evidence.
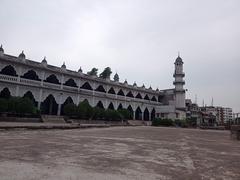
[141,112,144,121]
[37,101,41,110]
[133,111,136,120]
[57,104,61,116]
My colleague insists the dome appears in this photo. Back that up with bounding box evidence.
[133,81,137,87]
[18,50,25,59]
[0,44,4,53]
[124,79,128,84]
[156,88,159,91]
[175,55,183,64]
[142,84,145,88]
[149,86,152,90]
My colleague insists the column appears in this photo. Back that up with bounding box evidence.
[57,93,62,116]
[57,104,61,116]
[37,101,41,110]
[133,111,136,120]
[141,112,144,121]
[38,89,42,110]
[60,74,64,89]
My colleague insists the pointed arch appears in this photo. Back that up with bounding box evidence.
[0,88,11,99]
[41,94,58,115]
[108,102,114,110]
[108,87,116,94]
[144,94,150,100]
[135,107,142,120]
[64,78,77,87]
[81,82,93,90]
[83,99,89,104]
[23,91,37,106]
[95,85,106,93]
[44,74,60,84]
[127,105,134,119]
[21,70,40,81]
[158,95,163,102]
[96,101,104,109]
[61,96,74,115]
[135,93,142,99]
[144,108,150,121]
[126,91,134,98]
[117,103,123,110]
[0,65,17,76]
[117,89,125,96]
[151,96,157,102]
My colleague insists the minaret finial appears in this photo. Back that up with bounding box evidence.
[178,51,180,57]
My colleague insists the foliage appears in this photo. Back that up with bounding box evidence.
[174,119,187,127]
[0,97,37,115]
[64,103,78,116]
[152,118,174,127]
[99,67,112,79]
[62,100,133,121]
[87,68,98,76]
[92,107,106,120]
[105,109,121,121]
[0,98,8,112]
[15,97,37,114]
[118,109,131,120]
[77,100,93,119]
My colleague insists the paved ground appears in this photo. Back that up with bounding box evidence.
[0,127,239,180]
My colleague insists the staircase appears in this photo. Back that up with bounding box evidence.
[127,120,145,126]
[41,115,66,124]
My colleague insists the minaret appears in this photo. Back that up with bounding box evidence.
[173,54,186,109]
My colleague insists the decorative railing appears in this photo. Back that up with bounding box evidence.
[0,74,162,105]
[0,74,18,82]
[20,78,41,86]
[43,82,61,89]
[63,85,78,92]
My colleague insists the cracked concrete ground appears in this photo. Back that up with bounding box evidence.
[0,127,239,180]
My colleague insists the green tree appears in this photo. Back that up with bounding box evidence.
[15,97,36,114]
[64,103,78,116]
[152,118,173,127]
[0,98,8,112]
[92,107,106,120]
[77,100,93,119]
[118,109,131,120]
[7,97,20,113]
[87,68,98,76]
[99,67,112,79]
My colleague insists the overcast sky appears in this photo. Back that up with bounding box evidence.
[0,0,239,112]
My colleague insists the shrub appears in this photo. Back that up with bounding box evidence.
[7,97,20,113]
[152,118,173,127]
[0,98,8,112]
[105,109,121,121]
[118,109,131,120]
[64,103,77,116]
[77,100,93,119]
[92,107,106,120]
[15,97,37,114]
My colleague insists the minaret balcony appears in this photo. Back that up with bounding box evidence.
[173,72,185,78]
[173,81,185,85]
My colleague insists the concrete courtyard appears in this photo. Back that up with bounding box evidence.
[0,127,239,180]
